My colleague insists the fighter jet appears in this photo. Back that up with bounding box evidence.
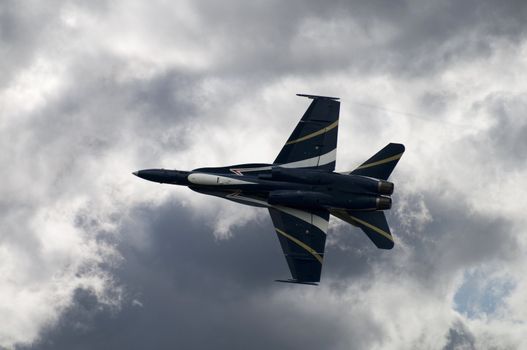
[134,94,404,285]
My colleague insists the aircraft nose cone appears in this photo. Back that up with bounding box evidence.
[132,169,167,183]
[132,168,190,184]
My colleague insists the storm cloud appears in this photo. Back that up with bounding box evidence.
[2,0,527,349]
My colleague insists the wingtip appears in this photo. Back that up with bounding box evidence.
[275,279,319,286]
[296,93,340,100]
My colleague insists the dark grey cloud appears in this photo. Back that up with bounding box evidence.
[0,1,58,87]
[21,186,517,350]
[21,202,353,350]
[4,0,526,91]
[443,320,476,350]
[184,0,527,80]
[392,190,518,293]
[17,55,209,170]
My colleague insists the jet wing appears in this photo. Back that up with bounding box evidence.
[268,206,329,284]
[274,94,340,171]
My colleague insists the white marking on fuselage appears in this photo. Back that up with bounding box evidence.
[188,173,256,186]
[281,148,337,169]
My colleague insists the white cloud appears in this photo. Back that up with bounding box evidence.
[2,0,527,348]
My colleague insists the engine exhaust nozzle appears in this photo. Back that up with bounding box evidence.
[377,181,394,195]
[376,196,392,210]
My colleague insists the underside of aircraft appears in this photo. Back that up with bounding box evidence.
[134,94,405,285]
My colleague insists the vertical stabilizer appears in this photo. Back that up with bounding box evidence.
[346,143,405,180]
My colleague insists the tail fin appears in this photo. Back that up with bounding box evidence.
[330,209,394,249]
[347,143,405,180]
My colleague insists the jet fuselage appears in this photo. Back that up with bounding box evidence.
[134,165,393,212]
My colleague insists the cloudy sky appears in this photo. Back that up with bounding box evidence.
[2,0,527,349]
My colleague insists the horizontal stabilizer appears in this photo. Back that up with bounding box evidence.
[349,143,405,180]
[330,209,394,249]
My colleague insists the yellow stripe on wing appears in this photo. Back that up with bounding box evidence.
[285,120,339,145]
[275,228,323,264]
[347,215,394,242]
[355,153,404,170]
